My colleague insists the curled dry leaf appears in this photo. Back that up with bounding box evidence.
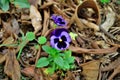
[80,60,100,80]
[4,49,20,80]
[68,0,100,31]
[76,0,101,25]
[30,5,42,34]
[69,46,118,54]
[101,6,115,32]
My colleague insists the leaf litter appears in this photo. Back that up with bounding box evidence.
[0,0,120,80]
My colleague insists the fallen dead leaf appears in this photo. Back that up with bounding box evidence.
[69,46,118,54]
[41,8,50,35]
[80,60,100,80]
[21,66,35,77]
[30,5,42,34]
[101,6,115,32]
[4,49,21,80]
[64,71,75,80]
[81,19,100,31]
[11,18,20,35]
[2,36,14,45]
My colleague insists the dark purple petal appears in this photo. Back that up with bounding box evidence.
[54,38,59,43]
[50,28,71,50]
[50,35,58,48]
[51,14,57,20]
[61,35,67,41]
[54,41,69,50]
[51,15,67,27]
[51,28,68,37]
[57,41,67,49]
[60,31,71,43]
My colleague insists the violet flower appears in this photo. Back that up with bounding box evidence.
[51,14,67,27]
[50,28,71,50]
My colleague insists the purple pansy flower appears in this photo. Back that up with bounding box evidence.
[50,28,71,50]
[51,14,67,27]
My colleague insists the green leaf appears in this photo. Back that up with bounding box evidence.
[66,57,75,64]
[36,57,49,68]
[69,32,77,40]
[42,45,56,55]
[54,56,64,67]
[14,0,30,8]
[0,0,9,11]
[70,64,75,69]
[26,32,35,41]
[63,61,70,70]
[100,0,110,4]
[64,50,72,58]
[44,67,55,75]
[38,36,47,45]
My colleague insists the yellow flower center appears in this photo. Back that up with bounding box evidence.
[59,39,62,42]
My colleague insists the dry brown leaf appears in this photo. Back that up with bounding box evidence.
[4,49,21,80]
[64,71,75,80]
[81,19,99,31]
[101,57,120,72]
[11,18,20,35]
[108,65,120,80]
[101,6,115,32]
[76,0,101,25]
[0,54,6,64]
[69,0,101,30]
[30,5,42,34]
[41,9,50,35]
[21,66,35,77]
[69,46,118,54]
[2,21,13,37]
[2,36,14,45]
[81,60,100,80]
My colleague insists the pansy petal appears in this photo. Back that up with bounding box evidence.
[54,41,69,50]
[51,14,57,20]
[54,43,61,50]
[51,28,68,37]
[50,35,58,47]
[50,28,71,50]
[51,14,67,27]
[57,41,67,49]
[60,31,71,43]
[65,41,69,49]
